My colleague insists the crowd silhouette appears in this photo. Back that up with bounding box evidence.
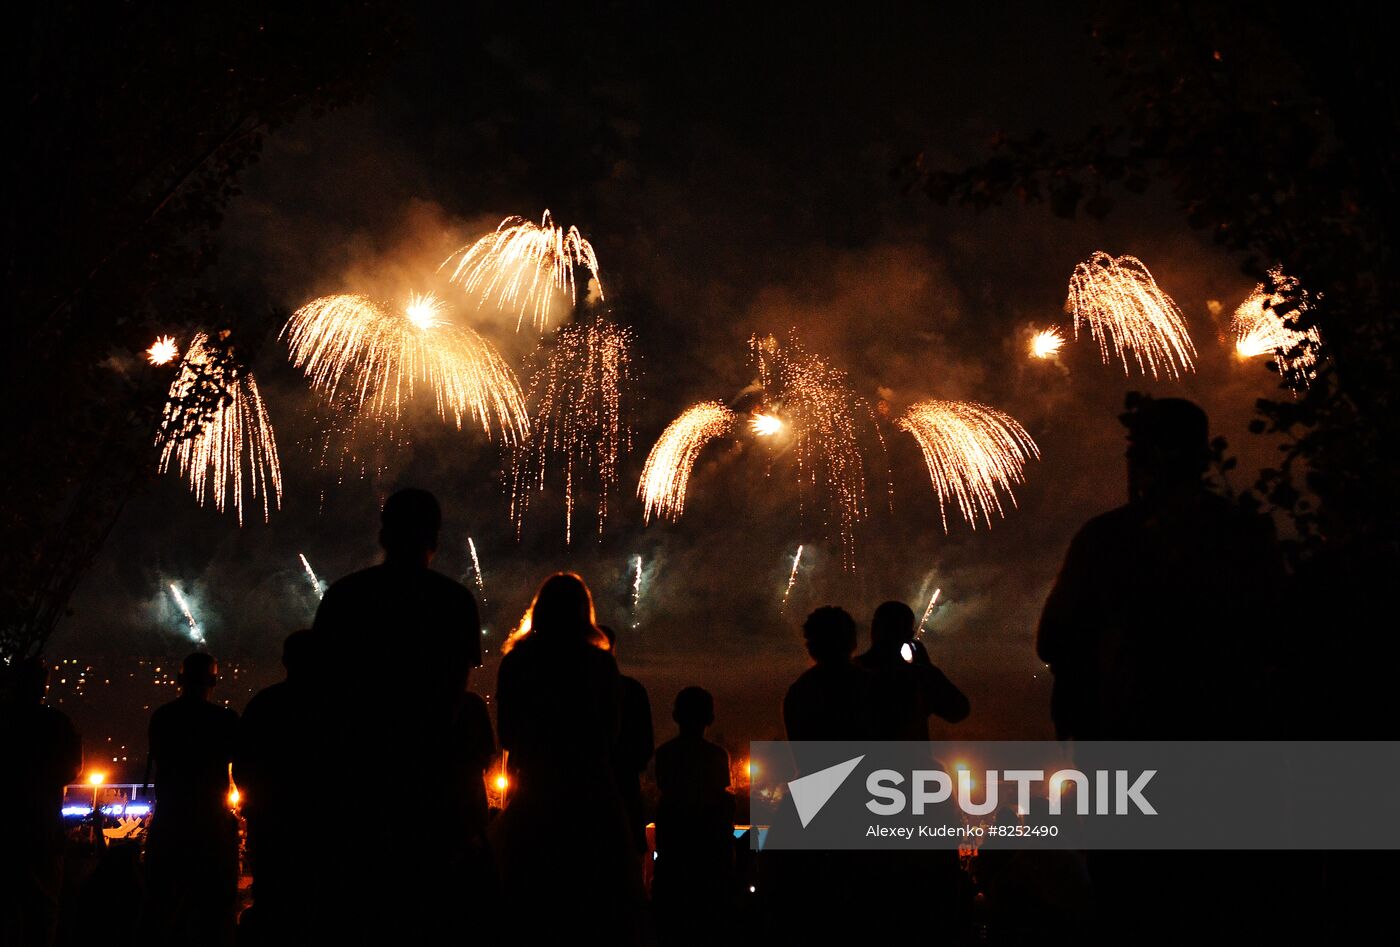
[1,398,1324,945]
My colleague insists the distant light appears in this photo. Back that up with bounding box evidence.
[494,773,509,791]
[87,772,105,786]
[749,885,757,893]
[227,787,241,808]
[900,642,914,663]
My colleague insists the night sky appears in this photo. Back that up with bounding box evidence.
[51,2,1288,753]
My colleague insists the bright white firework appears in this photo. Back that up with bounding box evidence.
[630,555,644,629]
[169,584,205,646]
[1065,252,1196,378]
[918,588,942,634]
[1231,267,1320,386]
[443,210,603,332]
[1030,328,1065,360]
[298,554,324,600]
[147,335,179,366]
[467,537,486,602]
[782,544,804,607]
[638,401,736,523]
[896,400,1040,531]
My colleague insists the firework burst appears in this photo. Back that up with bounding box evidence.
[896,399,1039,531]
[750,412,784,436]
[782,544,804,607]
[283,293,529,444]
[1066,252,1196,378]
[443,210,602,332]
[1029,327,1065,360]
[298,554,324,600]
[638,401,736,523]
[156,332,282,524]
[169,584,205,645]
[751,334,874,568]
[1231,267,1320,385]
[630,554,644,628]
[918,587,942,634]
[510,317,634,542]
[467,537,486,602]
[148,336,179,366]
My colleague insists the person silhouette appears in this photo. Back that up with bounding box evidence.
[652,686,734,947]
[141,652,239,947]
[783,606,876,742]
[855,601,970,739]
[1037,397,1282,740]
[0,658,81,947]
[233,629,322,944]
[600,625,655,860]
[492,574,640,941]
[311,488,483,942]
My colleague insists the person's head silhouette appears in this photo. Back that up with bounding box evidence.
[281,629,318,684]
[507,573,608,651]
[379,488,441,565]
[1120,397,1210,500]
[871,600,917,650]
[673,686,715,736]
[802,606,858,665]
[178,652,219,701]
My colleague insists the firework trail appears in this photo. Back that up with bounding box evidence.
[147,335,179,366]
[298,554,324,599]
[639,401,736,523]
[443,210,602,332]
[156,332,283,524]
[282,293,529,443]
[896,400,1039,531]
[467,537,486,602]
[781,544,804,608]
[510,317,634,542]
[1231,267,1320,386]
[1029,328,1065,360]
[1066,252,1196,378]
[752,334,875,569]
[168,584,205,646]
[918,588,942,634]
[630,555,644,629]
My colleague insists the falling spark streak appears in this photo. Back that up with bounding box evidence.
[467,537,486,601]
[782,545,804,607]
[1030,328,1065,359]
[750,412,784,436]
[443,210,603,332]
[156,332,282,524]
[147,336,179,366]
[752,335,874,569]
[918,588,942,634]
[638,401,736,523]
[511,318,634,542]
[896,400,1040,531]
[169,584,205,645]
[1066,252,1196,378]
[282,293,529,444]
[630,555,644,628]
[298,554,324,599]
[1231,267,1320,386]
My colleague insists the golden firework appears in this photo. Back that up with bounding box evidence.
[1231,267,1320,384]
[896,399,1039,531]
[1029,327,1065,359]
[510,317,634,542]
[282,292,529,443]
[750,412,784,436]
[1066,252,1196,378]
[156,332,283,524]
[147,335,179,366]
[443,210,602,332]
[638,401,736,523]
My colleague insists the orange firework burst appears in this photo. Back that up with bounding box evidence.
[896,399,1039,531]
[1029,327,1065,359]
[147,336,179,366]
[442,210,602,332]
[1231,267,1320,385]
[156,333,282,524]
[282,292,529,443]
[510,317,634,542]
[750,412,784,436]
[1066,252,1196,378]
[751,334,875,568]
[638,401,736,523]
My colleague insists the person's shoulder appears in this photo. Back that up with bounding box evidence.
[423,568,474,597]
[620,673,648,698]
[704,739,730,765]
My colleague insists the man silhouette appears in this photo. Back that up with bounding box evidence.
[1037,397,1281,740]
[601,625,654,859]
[142,653,239,947]
[0,659,81,947]
[855,601,969,739]
[783,606,875,742]
[311,488,482,941]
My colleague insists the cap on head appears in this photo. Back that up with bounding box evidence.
[380,488,442,556]
[803,606,858,663]
[872,601,917,647]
